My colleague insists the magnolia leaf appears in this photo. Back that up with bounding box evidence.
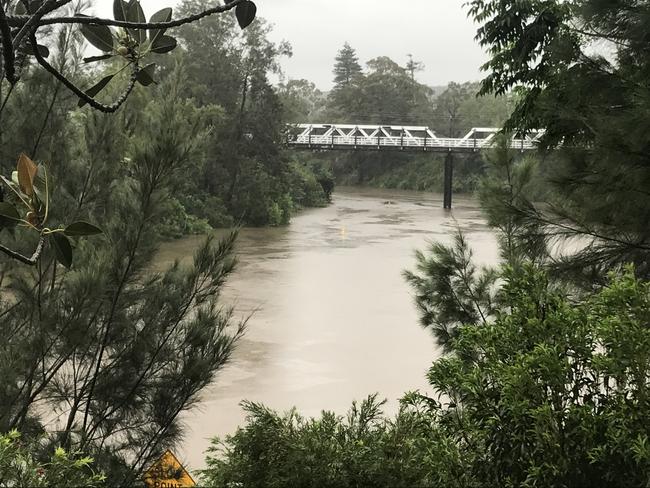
[27,0,44,13]
[14,2,27,14]
[11,171,19,187]
[78,16,114,52]
[127,0,147,45]
[33,165,48,214]
[64,221,103,237]
[235,1,257,29]
[78,74,115,108]
[84,54,114,63]
[17,153,38,197]
[149,7,172,45]
[136,63,156,86]
[23,43,50,58]
[113,0,129,21]
[50,233,73,268]
[151,35,177,54]
[0,203,21,223]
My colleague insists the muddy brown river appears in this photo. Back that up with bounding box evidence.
[154,187,499,469]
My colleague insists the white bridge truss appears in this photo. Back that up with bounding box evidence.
[287,124,543,153]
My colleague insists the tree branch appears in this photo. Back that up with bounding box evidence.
[13,0,63,50]
[0,3,17,84]
[7,0,244,29]
[30,32,139,113]
[0,235,45,266]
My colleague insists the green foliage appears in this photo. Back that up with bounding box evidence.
[156,197,213,239]
[0,152,103,267]
[0,67,246,484]
[428,265,650,487]
[204,266,650,487]
[478,135,549,264]
[201,394,462,488]
[174,4,326,226]
[404,231,499,350]
[288,159,330,208]
[333,42,363,88]
[278,79,327,123]
[0,431,105,488]
[325,51,511,192]
[467,0,650,279]
[432,81,511,137]
[76,0,187,106]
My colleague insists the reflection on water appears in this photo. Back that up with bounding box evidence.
[154,187,499,469]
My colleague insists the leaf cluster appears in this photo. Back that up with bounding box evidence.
[428,265,650,487]
[0,153,101,267]
[0,431,105,488]
[466,0,650,277]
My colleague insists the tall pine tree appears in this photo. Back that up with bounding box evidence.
[332,42,362,88]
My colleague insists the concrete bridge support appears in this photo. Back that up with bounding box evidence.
[443,153,454,210]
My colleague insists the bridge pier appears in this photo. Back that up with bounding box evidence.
[443,153,454,210]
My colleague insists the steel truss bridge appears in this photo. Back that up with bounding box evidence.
[286,124,543,209]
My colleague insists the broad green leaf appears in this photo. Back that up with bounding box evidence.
[83,54,114,63]
[64,221,103,237]
[236,1,257,29]
[78,74,115,108]
[151,35,177,54]
[0,203,21,223]
[23,43,49,58]
[78,16,114,52]
[14,2,27,15]
[33,165,48,213]
[136,63,156,86]
[127,0,147,45]
[113,0,129,21]
[50,233,73,268]
[17,153,37,196]
[149,7,172,45]
[27,0,44,13]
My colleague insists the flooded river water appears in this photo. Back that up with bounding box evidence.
[154,187,499,469]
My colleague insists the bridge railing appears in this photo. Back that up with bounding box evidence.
[291,134,537,151]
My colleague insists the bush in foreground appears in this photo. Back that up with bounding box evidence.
[202,266,650,487]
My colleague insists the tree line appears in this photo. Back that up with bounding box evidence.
[280,41,513,192]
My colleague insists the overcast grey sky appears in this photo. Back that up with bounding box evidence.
[93,0,487,90]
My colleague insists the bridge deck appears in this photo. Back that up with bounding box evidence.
[287,124,541,153]
[286,124,543,209]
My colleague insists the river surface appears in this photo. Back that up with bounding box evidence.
[154,187,499,469]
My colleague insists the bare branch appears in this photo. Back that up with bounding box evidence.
[0,3,18,83]
[0,235,45,266]
[7,0,245,29]
[14,0,63,49]
[30,32,139,113]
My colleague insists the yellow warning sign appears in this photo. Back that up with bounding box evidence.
[143,450,196,488]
